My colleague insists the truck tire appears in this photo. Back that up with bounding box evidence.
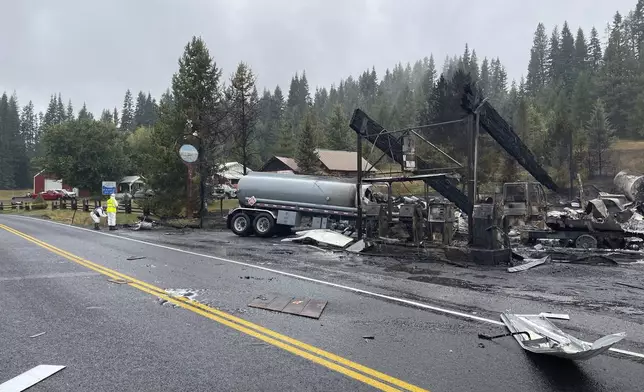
[575,234,598,249]
[253,213,275,237]
[231,212,252,236]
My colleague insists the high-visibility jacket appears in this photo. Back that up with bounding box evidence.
[106,198,117,213]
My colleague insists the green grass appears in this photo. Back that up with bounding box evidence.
[610,139,644,174]
[0,189,31,200]
[208,198,238,212]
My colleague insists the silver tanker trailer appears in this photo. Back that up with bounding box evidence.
[226,172,372,237]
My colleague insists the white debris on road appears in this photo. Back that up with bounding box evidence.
[165,288,198,300]
[281,229,354,248]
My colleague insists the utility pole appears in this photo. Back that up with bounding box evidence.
[356,118,367,240]
[569,127,574,201]
[198,136,205,229]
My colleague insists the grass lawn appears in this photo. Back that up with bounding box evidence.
[610,140,644,174]
[0,207,139,226]
[0,189,31,201]
[208,198,238,212]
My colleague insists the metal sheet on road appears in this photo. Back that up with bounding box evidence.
[247,294,278,309]
[281,298,311,315]
[263,295,293,311]
[300,300,328,319]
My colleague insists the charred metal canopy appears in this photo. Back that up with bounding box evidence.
[461,84,559,192]
[349,109,473,214]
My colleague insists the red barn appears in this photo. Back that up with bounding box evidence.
[33,171,90,197]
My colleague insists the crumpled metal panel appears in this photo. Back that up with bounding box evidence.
[349,109,473,215]
[500,312,625,360]
[461,85,559,192]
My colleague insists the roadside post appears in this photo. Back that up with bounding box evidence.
[179,144,199,218]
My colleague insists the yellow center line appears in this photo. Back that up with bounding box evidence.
[0,223,430,392]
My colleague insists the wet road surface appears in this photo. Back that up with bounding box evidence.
[1,214,643,391]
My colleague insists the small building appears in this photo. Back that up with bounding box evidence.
[33,170,89,197]
[117,176,146,195]
[216,162,253,187]
[260,156,300,174]
[259,150,377,177]
[316,149,377,177]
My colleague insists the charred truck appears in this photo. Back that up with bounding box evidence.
[227,172,372,237]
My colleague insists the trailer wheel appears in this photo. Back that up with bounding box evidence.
[253,213,275,237]
[575,234,598,249]
[231,212,252,236]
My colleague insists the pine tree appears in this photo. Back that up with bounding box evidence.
[326,104,350,151]
[589,27,603,72]
[43,95,59,128]
[461,43,471,71]
[0,93,12,188]
[586,98,615,176]
[66,100,74,121]
[634,0,644,58]
[134,91,147,128]
[56,93,66,122]
[227,62,259,174]
[300,71,312,107]
[571,71,594,128]
[287,74,300,109]
[560,22,576,90]
[120,89,134,132]
[602,12,634,136]
[480,58,491,97]
[9,94,29,188]
[20,101,38,159]
[547,26,561,83]
[296,111,320,174]
[112,108,119,127]
[145,93,159,126]
[77,103,93,121]
[100,109,113,123]
[574,27,589,74]
[276,113,295,158]
[469,50,480,82]
[526,23,549,95]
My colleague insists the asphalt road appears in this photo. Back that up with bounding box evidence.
[1,215,643,392]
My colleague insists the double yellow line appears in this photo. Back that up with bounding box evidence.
[0,224,429,392]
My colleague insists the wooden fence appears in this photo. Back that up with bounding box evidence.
[0,198,148,215]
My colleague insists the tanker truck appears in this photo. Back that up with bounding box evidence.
[226,172,372,237]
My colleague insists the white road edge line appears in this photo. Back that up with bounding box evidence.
[0,365,65,392]
[5,215,644,361]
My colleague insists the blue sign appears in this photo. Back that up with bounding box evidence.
[102,181,117,195]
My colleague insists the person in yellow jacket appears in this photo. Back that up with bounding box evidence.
[106,193,119,230]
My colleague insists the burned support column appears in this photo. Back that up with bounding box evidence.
[467,114,475,243]
[461,85,558,192]
[356,119,365,239]
[350,109,473,215]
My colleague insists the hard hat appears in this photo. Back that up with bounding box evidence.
[110,193,115,197]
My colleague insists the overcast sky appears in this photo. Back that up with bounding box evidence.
[0,0,636,115]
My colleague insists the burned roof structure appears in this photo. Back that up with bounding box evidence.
[349,108,472,214]
[460,84,558,192]
[349,83,558,215]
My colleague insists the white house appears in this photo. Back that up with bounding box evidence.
[216,162,253,186]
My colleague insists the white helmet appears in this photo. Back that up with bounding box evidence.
[110,193,115,198]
